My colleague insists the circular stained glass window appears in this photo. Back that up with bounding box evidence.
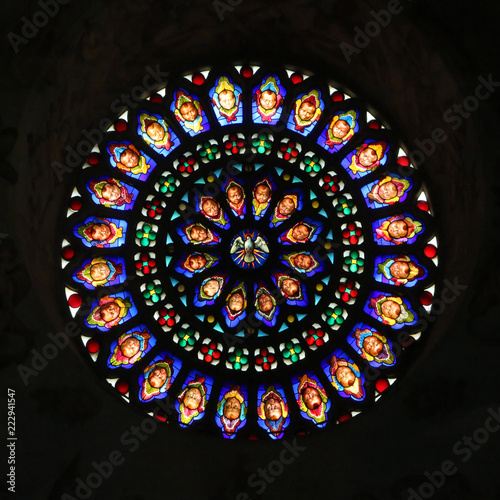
[60,65,438,439]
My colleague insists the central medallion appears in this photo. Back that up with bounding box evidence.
[230,230,270,269]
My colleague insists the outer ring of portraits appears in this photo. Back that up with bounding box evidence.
[61,65,438,442]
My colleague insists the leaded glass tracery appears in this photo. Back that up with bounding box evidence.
[60,65,438,439]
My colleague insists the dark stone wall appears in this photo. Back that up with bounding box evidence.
[2,0,500,499]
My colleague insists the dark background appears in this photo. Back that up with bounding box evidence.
[1,0,500,499]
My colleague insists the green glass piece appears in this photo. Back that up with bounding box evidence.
[140,238,149,247]
[179,339,186,347]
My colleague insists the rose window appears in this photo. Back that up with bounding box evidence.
[60,65,438,439]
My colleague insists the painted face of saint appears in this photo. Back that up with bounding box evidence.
[188,254,207,270]
[228,293,244,312]
[91,223,111,241]
[293,254,312,270]
[378,181,398,200]
[254,184,271,204]
[203,279,220,298]
[259,90,277,110]
[302,387,321,410]
[223,397,241,420]
[381,300,401,319]
[219,89,236,110]
[202,198,220,218]
[332,119,350,139]
[292,224,310,241]
[180,102,198,122]
[282,279,299,297]
[90,263,111,281]
[387,220,408,239]
[120,337,141,358]
[121,148,139,168]
[258,293,273,313]
[264,397,282,421]
[190,226,208,242]
[336,366,356,388]
[278,197,296,216]
[146,121,165,141]
[298,101,316,121]
[100,302,120,322]
[358,147,378,167]
[101,183,121,201]
[363,336,384,357]
[227,186,243,205]
[149,367,167,388]
[183,387,202,410]
[389,260,410,279]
